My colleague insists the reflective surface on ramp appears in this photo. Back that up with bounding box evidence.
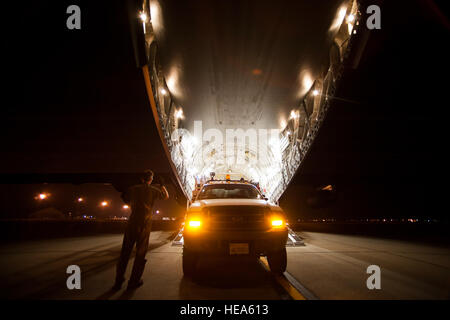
[287,232,450,299]
[0,232,285,300]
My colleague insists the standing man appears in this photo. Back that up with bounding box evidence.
[113,169,169,290]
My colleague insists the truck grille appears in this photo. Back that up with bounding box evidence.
[206,206,269,231]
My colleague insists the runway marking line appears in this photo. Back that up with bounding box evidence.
[259,257,306,300]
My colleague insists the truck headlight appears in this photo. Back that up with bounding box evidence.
[271,219,284,228]
[188,220,202,229]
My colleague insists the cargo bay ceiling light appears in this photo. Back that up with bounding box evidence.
[139,12,147,23]
[175,109,184,119]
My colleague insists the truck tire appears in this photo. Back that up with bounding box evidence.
[267,248,287,274]
[182,249,198,277]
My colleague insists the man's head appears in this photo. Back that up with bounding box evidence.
[141,170,154,185]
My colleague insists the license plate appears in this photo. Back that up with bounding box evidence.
[229,243,249,255]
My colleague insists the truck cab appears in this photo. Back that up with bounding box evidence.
[182,180,288,276]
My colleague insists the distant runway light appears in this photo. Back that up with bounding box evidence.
[77,197,83,202]
[39,193,47,200]
[123,204,129,209]
[101,201,109,207]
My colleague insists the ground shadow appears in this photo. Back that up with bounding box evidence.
[177,256,289,299]
[1,237,171,299]
[185,256,272,288]
[116,288,137,300]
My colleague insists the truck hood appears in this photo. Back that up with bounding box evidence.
[189,198,282,212]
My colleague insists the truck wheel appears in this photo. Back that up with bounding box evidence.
[182,249,198,277]
[267,248,287,274]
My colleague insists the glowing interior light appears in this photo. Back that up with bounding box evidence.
[338,8,347,23]
[290,110,299,120]
[123,204,129,209]
[77,197,83,202]
[175,109,184,119]
[348,23,354,35]
[303,74,314,93]
[313,89,319,96]
[139,12,147,23]
[329,6,347,33]
[160,88,167,95]
[39,193,47,200]
[290,110,296,119]
[347,14,355,23]
[191,136,199,145]
[101,201,108,207]
[268,138,278,148]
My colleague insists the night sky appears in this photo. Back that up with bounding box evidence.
[3,1,167,174]
[2,1,449,220]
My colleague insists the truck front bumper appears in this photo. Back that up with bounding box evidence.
[183,228,288,256]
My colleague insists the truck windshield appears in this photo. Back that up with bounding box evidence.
[197,184,263,200]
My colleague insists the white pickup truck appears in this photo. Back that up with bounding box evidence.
[182,180,288,276]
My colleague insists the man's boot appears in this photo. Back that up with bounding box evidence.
[112,260,128,290]
[112,275,125,291]
[127,258,147,290]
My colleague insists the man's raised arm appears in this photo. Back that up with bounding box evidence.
[160,185,169,200]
